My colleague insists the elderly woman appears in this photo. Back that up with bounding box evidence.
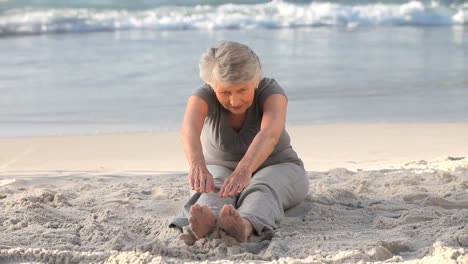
[170,41,309,243]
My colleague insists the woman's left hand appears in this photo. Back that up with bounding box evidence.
[219,166,252,198]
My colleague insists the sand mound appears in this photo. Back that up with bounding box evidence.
[1,158,467,263]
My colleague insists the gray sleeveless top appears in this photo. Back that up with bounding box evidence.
[193,77,304,171]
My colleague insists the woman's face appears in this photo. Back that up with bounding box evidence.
[213,79,257,115]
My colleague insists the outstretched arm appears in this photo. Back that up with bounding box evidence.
[219,94,287,197]
[181,96,216,193]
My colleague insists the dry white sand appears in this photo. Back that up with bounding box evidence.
[0,123,467,263]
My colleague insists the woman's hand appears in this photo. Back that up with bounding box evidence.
[188,164,216,193]
[219,166,252,198]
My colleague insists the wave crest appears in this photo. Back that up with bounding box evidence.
[0,1,466,36]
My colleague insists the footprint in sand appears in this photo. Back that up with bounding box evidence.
[422,196,468,210]
[152,186,169,200]
[378,240,414,255]
[402,193,430,203]
[367,245,393,261]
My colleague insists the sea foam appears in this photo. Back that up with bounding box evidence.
[0,1,466,36]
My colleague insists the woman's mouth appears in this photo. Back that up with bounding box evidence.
[231,106,243,111]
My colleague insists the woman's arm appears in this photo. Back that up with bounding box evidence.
[181,96,216,193]
[219,94,287,197]
[239,94,287,172]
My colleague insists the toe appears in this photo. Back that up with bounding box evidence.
[220,205,229,215]
[201,205,210,213]
[189,214,196,223]
[189,205,198,213]
[227,205,237,215]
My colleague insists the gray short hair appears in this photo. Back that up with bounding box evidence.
[199,41,262,85]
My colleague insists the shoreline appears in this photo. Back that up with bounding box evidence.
[1,122,467,173]
[2,120,468,139]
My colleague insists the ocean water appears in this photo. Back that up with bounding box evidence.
[1,0,467,136]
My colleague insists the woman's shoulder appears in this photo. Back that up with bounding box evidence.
[256,77,286,105]
[192,83,218,114]
[193,83,216,99]
[257,77,276,90]
[257,77,285,93]
[194,83,214,93]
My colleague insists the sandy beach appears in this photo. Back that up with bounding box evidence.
[1,123,467,263]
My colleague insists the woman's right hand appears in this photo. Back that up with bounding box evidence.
[188,164,216,193]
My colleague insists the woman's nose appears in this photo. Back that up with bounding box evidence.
[230,95,241,106]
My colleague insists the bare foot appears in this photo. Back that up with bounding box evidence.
[218,204,253,242]
[189,204,216,239]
